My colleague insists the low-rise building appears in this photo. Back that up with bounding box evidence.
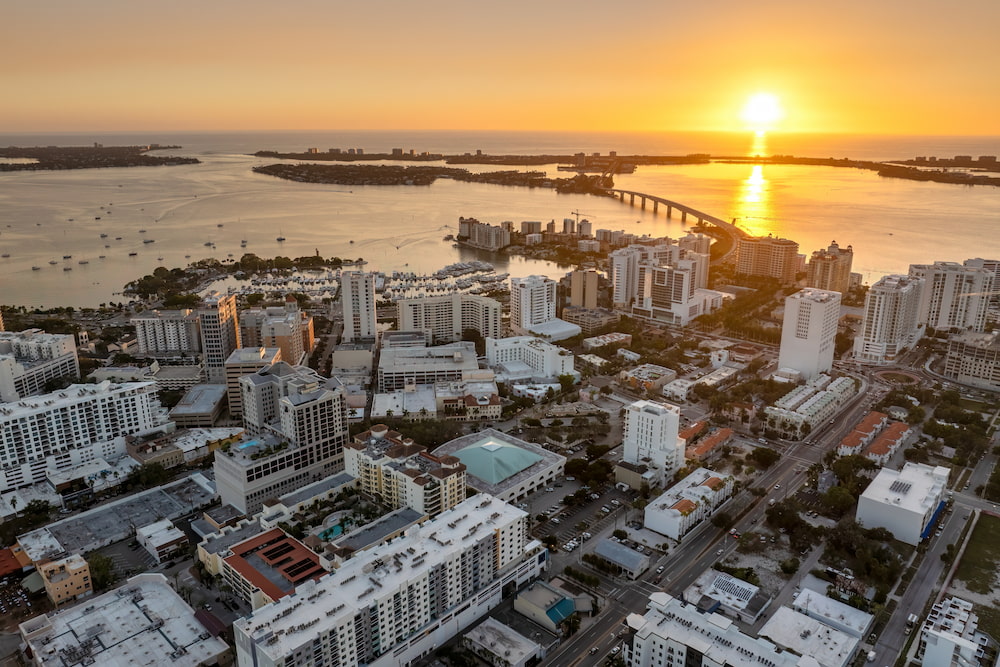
[513,580,577,634]
[464,617,541,667]
[685,427,733,462]
[856,463,949,545]
[764,375,856,438]
[836,411,889,457]
[918,596,992,667]
[582,332,632,351]
[433,429,565,503]
[943,330,1000,391]
[684,569,772,624]
[561,306,620,334]
[864,421,911,466]
[38,554,91,608]
[626,592,817,667]
[136,518,189,563]
[19,573,228,667]
[644,468,735,540]
[759,606,859,667]
[791,588,873,639]
[618,364,677,393]
[378,341,481,392]
[221,527,327,610]
[593,539,649,579]
[168,383,228,427]
[486,336,577,383]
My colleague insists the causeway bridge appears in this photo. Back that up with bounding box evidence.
[601,188,748,239]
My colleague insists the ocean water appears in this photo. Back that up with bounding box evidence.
[1,130,998,308]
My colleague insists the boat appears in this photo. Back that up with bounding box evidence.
[139,229,146,233]
[217,223,224,228]
[98,255,106,259]
[95,217,100,220]
[115,237,122,240]
[63,255,72,259]
[185,254,191,258]
[240,240,248,247]
[48,260,58,265]
[100,233,108,238]
[128,252,138,256]
[349,240,354,244]
[204,242,213,247]
[0,253,8,258]
[63,267,72,271]
[143,239,155,244]
[78,260,88,265]
[157,256,164,261]
[105,245,111,248]
[31,266,40,270]
[276,235,286,242]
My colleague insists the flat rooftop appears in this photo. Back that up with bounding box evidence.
[792,589,873,638]
[759,606,858,667]
[860,462,949,514]
[19,474,216,562]
[329,506,425,554]
[169,384,227,416]
[19,573,228,667]
[433,428,564,494]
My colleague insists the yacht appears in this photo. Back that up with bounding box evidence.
[78,260,88,265]
[48,260,58,265]
[276,235,286,242]
[0,253,8,258]
[128,252,138,256]
[32,266,41,270]
[63,267,72,271]
[100,233,108,238]
[63,255,72,259]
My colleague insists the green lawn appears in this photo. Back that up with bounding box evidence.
[954,513,1000,594]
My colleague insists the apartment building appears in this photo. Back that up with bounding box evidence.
[909,261,993,332]
[854,274,925,364]
[199,292,242,383]
[131,309,202,356]
[396,293,502,344]
[224,347,282,417]
[38,554,92,608]
[736,235,801,284]
[234,494,545,667]
[345,424,467,516]
[0,330,80,402]
[0,381,166,492]
[778,288,841,381]
[341,271,377,342]
[239,296,315,364]
[622,400,684,487]
[806,240,854,294]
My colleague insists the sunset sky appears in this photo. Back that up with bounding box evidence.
[4,0,998,134]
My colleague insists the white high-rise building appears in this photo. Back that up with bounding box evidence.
[233,494,545,667]
[778,288,841,381]
[131,309,202,356]
[341,271,377,342]
[610,245,671,308]
[396,293,502,344]
[963,258,1000,310]
[0,381,166,492]
[909,261,993,332]
[622,400,683,487]
[630,250,716,326]
[510,275,556,333]
[854,274,925,365]
[0,330,80,402]
[215,362,349,513]
[199,293,241,383]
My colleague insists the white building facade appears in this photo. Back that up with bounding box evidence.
[396,293,502,344]
[341,271,377,342]
[856,463,949,545]
[0,381,166,492]
[485,337,575,381]
[233,495,546,667]
[854,274,925,364]
[0,330,80,402]
[910,261,993,332]
[644,468,735,540]
[622,400,683,487]
[510,275,557,334]
[778,288,841,381]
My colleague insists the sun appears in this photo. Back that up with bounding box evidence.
[741,93,784,131]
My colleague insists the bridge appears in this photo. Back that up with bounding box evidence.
[601,188,748,239]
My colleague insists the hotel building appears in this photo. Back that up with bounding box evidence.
[854,274,925,364]
[778,288,841,381]
[341,271,377,342]
[396,293,502,344]
[622,400,684,487]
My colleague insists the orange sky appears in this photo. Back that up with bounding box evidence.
[3,0,998,134]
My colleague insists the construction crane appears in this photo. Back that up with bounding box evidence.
[570,210,595,224]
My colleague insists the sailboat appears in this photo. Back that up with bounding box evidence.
[276,229,286,242]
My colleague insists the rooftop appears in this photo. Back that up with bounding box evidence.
[759,606,858,667]
[791,589,873,638]
[328,507,425,558]
[224,529,326,602]
[168,384,227,417]
[19,573,228,667]
[434,429,563,493]
[860,462,950,513]
[465,617,539,663]
[594,539,647,571]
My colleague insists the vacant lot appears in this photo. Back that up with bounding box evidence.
[952,513,1000,639]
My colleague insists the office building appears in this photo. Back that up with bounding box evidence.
[644,468,735,540]
[806,240,854,294]
[909,261,993,332]
[132,308,202,356]
[622,400,683,487]
[569,270,600,309]
[856,463,949,545]
[345,424,467,516]
[215,362,349,514]
[377,341,481,392]
[239,296,315,365]
[234,494,545,667]
[854,274,925,364]
[485,336,576,382]
[593,539,649,579]
[778,288,841,381]
[944,330,1000,391]
[396,293,502,344]
[0,330,80,402]
[225,347,282,417]
[38,554,92,608]
[0,381,166,493]
[199,292,242,383]
[631,252,722,326]
[918,596,990,667]
[736,235,800,284]
[341,271,377,342]
[19,573,228,667]
[625,592,812,667]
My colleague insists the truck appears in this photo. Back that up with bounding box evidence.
[907,613,919,627]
